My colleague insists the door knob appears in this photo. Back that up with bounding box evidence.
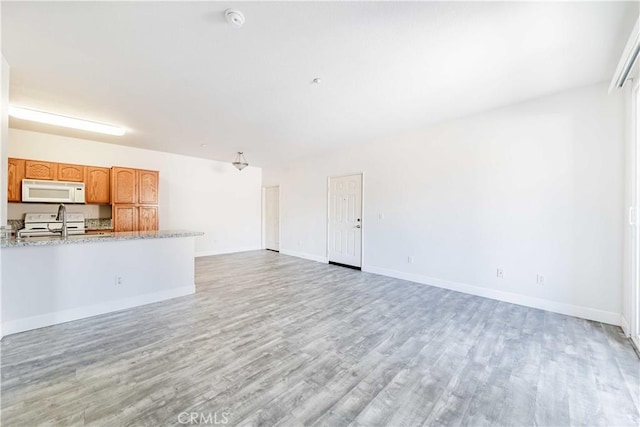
[355,225,361,228]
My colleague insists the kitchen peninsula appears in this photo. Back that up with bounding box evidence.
[1,230,203,335]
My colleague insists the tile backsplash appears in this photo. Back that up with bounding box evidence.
[7,219,23,231]
[84,218,113,230]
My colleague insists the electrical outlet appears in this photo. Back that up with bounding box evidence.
[379,213,385,220]
[537,274,545,285]
[408,256,414,264]
[115,275,123,285]
[496,268,504,278]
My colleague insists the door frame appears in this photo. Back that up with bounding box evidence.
[326,172,364,267]
[262,185,280,251]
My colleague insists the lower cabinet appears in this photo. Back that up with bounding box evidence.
[113,205,138,232]
[138,206,158,231]
[113,205,158,232]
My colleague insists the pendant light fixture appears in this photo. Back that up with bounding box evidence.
[232,152,249,171]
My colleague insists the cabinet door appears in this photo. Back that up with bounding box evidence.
[138,170,159,205]
[57,163,85,182]
[113,205,137,232]
[7,158,25,202]
[25,160,56,180]
[85,167,111,204]
[138,206,158,231]
[112,167,137,204]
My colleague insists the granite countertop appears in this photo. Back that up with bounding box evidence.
[1,230,204,248]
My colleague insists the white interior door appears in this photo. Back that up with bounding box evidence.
[264,186,279,251]
[328,174,362,267]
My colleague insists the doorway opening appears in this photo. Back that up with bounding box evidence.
[327,173,363,269]
[263,186,280,252]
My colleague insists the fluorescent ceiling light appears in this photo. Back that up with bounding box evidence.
[9,106,126,136]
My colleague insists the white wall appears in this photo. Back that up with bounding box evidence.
[9,129,262,256]
[264,82,625,324]
[1,57,8,224]
[2,236,196,335]
[0,55,10,340]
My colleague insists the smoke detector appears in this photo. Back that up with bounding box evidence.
[225,9,245,28]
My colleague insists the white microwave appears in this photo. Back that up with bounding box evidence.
[22,179,86,204]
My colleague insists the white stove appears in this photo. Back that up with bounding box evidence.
[19,212,86,237]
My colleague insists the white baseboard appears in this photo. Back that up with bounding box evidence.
[621,315,631,336]
[280,249,328,264]
[2,285,195,337]
[362,265,621,326]
[195,246,262,257]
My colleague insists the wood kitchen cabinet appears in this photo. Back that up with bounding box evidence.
[57,163,85,182]
[113,205,138,232]
[112,166,159,232]
[7,158,25,202]
[85,166,111,204]
[111,167,137,204]
[113,205,158,232]
[138,170,159,205]
[138,206,158,231]
[6,157,157,231]
[8,157,111,204]
[25,160,56,180]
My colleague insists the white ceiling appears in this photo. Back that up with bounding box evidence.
[2,1,638,167]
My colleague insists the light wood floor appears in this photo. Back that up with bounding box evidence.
[1,250,639,426]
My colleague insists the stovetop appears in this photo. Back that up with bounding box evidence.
[19,212,86,237]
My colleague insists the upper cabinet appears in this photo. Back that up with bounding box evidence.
[138,170,159,205]
[112,167,159,205]
[111,167,137,204]
[57,163,85,182]
[85,166,111,204]
[7,158,25,202]
[25,160,56,180]
[7,157,112,204]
